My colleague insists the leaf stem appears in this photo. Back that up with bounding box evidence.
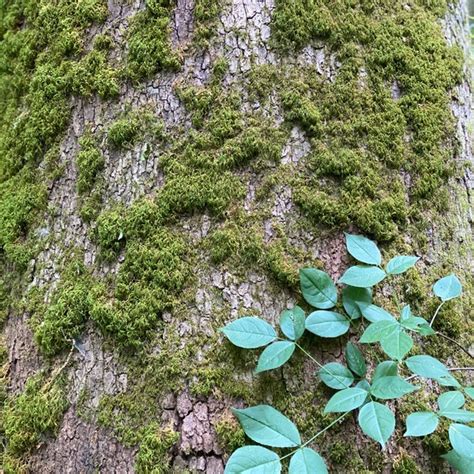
[279,412,349,461]
[429,301,445,327]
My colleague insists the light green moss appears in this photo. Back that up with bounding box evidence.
[76,131,105,194]
[125,2,180,81]
[1,376,68,462]
[135,423,179,474]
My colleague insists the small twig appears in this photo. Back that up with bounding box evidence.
[435,331,474,360]
[41,342,75,393]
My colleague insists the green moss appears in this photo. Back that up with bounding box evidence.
[0,169,47,266]
[193,0,223,47]
[1,375,68,460]
[135,423,179,474]
[215,413,245,454]
[108,107,163,149]
[91,225,192,349]
[393,453,421,474]
[76,131,105,194]
[268,0,463,241]
[125,2,180,81]
[30,258,93,356]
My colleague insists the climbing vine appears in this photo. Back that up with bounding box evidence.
[221,234,473,473]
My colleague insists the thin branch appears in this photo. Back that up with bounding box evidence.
[435,331,474,360]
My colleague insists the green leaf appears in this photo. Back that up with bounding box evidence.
[405,355,449,380]
[345,342,367,377]
[380,329,413,361]
[319,363,354,390]
[360,320,399,343]
[400,316,429,331]
[356,379,371,393]
[279,306,305,341]
[339,265,386,288]
[289,448,328,474]
[449,423,474,460]
[370,376,418,400]
[358,401,395,448]
[305,311,350,338]
[324,388,368,413]
[438,391,465,411]
[465,387,474,399]
[433,274,462,301]
[232,405,301,448]
[437,374,461,389]
[400,305,411,321]
[345,233,382,265]
[404,412,439,437]
[373,361,398,382]
[414,323,436,336]
[342,286,372,319]
[439,410,474,423]
[442,450,474,474]
[360,304,396,323]
[221,317,277,349]
[224,446,281,474]
[385,256,419,275]
[256,341,296,373]
[300,268,337,309]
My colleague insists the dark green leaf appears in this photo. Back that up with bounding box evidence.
[319,362,354,390]
[324,388,368,413]
[345,342,367,377]
[224,446,281,474]
[305,311,350,338]
[256,341,296,373]
[404,412,439,437]
[300,268,337,309]
[358,401,395,448]
[339,265,386,288]
[221,317,276,348]
[373,361,398,382]
[344,233,382,265]
[232,405,301,448]
[370,376,418,399]
[279,306,305,341]
[342,286,372,319]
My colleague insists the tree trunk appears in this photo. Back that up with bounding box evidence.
[0,0,472,473]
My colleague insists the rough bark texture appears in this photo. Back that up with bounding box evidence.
[0,0,472,473]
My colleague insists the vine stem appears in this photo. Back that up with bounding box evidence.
[429,301,445,327]
[435,331,474,360]
[279,412,349,462]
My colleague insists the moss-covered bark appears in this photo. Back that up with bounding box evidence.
[0,0,472,472]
